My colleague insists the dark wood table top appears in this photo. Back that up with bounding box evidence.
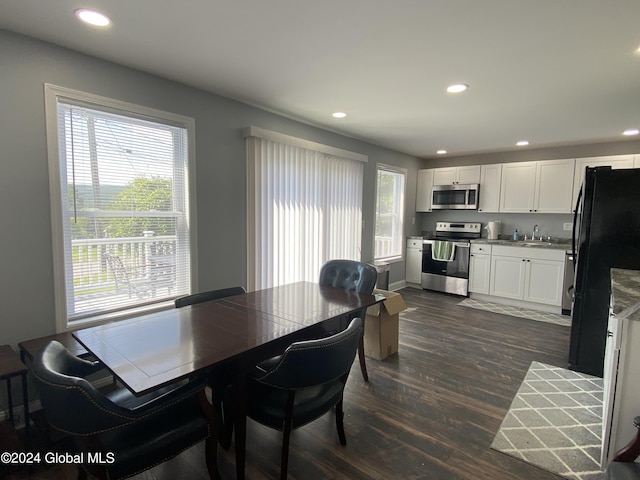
[73,281,378,396]
[18,331,89,363]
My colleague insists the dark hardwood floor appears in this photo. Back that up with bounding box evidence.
[4,287,571,479]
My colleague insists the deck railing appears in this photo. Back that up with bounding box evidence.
[72,233,177,295]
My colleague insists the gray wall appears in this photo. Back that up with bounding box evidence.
[0,30,420,348]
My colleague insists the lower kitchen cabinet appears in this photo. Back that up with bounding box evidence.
[469,244,491,294]
[483,245,565,307]
[406,238,423,284]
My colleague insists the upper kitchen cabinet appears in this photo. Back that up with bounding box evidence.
[499,159,574,213]
[477,164,502,213]
[432,165,480,185]
[572,155,635,210]
[416,169,434,212]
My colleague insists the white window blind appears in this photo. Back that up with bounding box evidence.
[246,128,366,290]
[45,85,193,328]
[374,165,406,261]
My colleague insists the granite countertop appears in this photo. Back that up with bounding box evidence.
[611,268,640,318]
[470,238,572,250]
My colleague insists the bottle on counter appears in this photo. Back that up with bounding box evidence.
[513,229,519,241]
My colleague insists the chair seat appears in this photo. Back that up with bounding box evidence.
[607,461,640,480]
[248,381,344,430]
[83,394,210,479]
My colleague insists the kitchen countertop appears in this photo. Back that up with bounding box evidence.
[611,268,640,318]
[470,238,572,250]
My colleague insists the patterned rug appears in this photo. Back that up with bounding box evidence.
[491,362,605,480]
[459,298,571,327]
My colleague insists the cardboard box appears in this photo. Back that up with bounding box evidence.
[364,289,407,360]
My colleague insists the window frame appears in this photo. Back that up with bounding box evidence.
[44,84,198,331]
[374,163,407,263]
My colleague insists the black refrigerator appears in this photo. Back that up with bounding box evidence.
[569,166,640,377]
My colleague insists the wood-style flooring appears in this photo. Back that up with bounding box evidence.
[3,287,571,479]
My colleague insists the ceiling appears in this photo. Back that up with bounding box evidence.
[1,1,639,159]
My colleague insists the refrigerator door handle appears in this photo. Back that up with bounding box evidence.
[571,185,583,270]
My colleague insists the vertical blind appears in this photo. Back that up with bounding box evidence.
[246,130,365,290]
[52,97,191,323]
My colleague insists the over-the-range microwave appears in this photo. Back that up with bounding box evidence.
[431,184,479,210]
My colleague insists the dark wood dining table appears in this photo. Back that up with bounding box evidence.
[72,281,380,479]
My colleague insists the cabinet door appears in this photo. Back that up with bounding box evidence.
[457,165,481,184]
[499,162,537,213]
[469,254,491,294]
[433,167,457,185]
[523,258,564,306]
[601,312,621,467]
[416,169,434,212]
[406,241,423,284]
[534,159,575,213]
[478,164,502,213]
[490,255,525,299]
[572,155,635,210]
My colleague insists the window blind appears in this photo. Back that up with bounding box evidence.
[246,131,364,290]
[46,87,192,326]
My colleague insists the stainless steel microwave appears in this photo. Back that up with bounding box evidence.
[431,184,479,210]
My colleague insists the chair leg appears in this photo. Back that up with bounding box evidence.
[198,390,221,480]
[280,392,296,480]
[358,336,369,382]
[335,399,347,445]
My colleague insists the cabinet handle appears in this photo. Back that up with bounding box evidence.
[607,331,613,337]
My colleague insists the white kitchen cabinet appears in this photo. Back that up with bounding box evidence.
[416,169,434,212]
[433,165,480,185]
[572,155,635,210]
[635,154,640,168]
[477,164,502,213]
[469,244,492,294]
[489,246,565,307]
[406,238,423,284]
[601,309,621,466]
[499,159,574,213]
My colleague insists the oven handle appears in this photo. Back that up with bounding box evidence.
[423,240,470,248]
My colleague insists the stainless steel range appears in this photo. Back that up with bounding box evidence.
[421,222,481,296]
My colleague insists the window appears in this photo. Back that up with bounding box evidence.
[44,85,194,329]
[374,165,406,261]
[245,127,367,290]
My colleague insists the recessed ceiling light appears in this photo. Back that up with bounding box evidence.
[75,9,112,27]
[516,140,529,146]
[436,150,447,155]
[623,128,639,136]
[446,84,469,94]
[332,112,347,118]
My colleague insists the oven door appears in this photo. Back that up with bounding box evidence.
[421,241,471,296]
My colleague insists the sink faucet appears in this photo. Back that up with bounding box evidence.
[532,224,539,241]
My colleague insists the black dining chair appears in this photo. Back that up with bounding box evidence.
[32,340,218,480]
[319,259,378,381]
[607,416,640,480]
[174,286,246,307]
[174,285,246,449]
[233,317,363,480]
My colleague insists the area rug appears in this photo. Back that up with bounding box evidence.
[491,362,605,480]
[459,298,571,326]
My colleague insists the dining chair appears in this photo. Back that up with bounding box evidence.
[174,285,246,449]
[233,317,363,480]
[606,415,640,480]
[32,340,219,480]
[174,286,246,307]
[319,259,378,381]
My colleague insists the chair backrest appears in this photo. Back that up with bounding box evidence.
[256,317,363,390]
[318,260,377,294]
[32,341,138,435]
[104,252,131,290]
[174,286,246,308]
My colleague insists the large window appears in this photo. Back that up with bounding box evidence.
[45,85,194,329]
[374,164,406,261]
[245,127,367,290]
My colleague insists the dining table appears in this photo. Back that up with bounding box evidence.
[72,280,381,479]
